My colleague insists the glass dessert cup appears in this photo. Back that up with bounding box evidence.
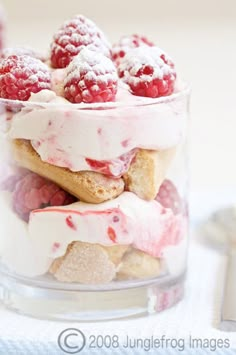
[0,86,190,321]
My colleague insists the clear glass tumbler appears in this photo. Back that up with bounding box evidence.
[0,86,190,321]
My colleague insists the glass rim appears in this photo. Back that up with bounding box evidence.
[0,82,191,110]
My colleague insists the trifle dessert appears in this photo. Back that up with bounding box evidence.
[0,15,189,319]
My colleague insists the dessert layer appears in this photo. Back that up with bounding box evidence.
[0,191,186,278]
[8,89,187,176]
[49,242,161,284]
[12,139,125,203]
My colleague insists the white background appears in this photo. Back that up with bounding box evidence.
[1,0,236,193]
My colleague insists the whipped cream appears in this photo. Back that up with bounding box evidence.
[8,88,187,176]
[0,191,186,277]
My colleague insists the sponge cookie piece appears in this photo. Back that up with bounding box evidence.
[49,241,129,284]
[123,148,176,200]
[116,249,161,280]
[49,242,160,284]
[11,139,125,204]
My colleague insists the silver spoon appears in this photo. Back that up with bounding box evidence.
[201,207,236,331]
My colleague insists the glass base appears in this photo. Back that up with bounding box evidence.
[0,267,185,321]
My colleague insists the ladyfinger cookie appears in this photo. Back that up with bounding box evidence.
[116,249,161,280]
[11,139,124,204]
[123,148,176,200]
[49,241,129,284]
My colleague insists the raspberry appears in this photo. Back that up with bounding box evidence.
[13,172,77,222]
[0,55,51,101]
[118,47,176,98]
[155,179,182,214]
[50,15,111,69]
[1,47,46,62]
[64,48,118,103]
[112,34,154,65]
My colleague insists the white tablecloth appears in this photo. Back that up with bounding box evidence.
[0,190,236,354]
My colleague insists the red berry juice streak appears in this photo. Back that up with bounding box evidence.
[66,215,77,230]
[107,226,117,243]
[32,207,123,217]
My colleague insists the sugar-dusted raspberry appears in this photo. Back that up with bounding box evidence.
[118,47,176,98]
[64,48,118,103]
[1,47,47,62]
[50,15,111,69]
[13,172,77,222]
[155,179,182,214]
[112,34,154,65]
[0,55,51,101]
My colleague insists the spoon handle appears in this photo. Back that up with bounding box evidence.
[220,248,236,331]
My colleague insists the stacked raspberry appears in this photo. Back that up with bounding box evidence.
[0,14,176,103]
[0,14,187,284]
[0,55,51,101]
[11,171,76,222]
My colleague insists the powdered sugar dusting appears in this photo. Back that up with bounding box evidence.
[61,15,109,46]
[4,56,50,88]
[66,48,116,83]
[64,48,118,103]
[50,15,111,68]
[118,46,176,98]
[0,55,51,101]
[119,47,174,84]
[112,34,154,65]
